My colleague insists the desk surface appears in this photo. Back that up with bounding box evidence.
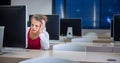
[74,42,114,47]
[0,48,120,63]
[50,41,114,47]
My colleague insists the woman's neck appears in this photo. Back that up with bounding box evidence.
[30,31,39,40]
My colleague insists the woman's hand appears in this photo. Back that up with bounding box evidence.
[39,20,45,34]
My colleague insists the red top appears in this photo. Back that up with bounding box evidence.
[27,29,41,49]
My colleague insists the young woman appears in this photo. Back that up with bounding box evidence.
[26,14,49,50]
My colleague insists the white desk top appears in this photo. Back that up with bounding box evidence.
[72,42,114,47]
[0,48,120,63]
[51,42,114,47]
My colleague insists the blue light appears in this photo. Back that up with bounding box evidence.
[107,17,111,23]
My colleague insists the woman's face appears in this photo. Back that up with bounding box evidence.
[30,18,41,34]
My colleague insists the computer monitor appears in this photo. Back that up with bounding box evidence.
[113,14,120,41]
[46,15,60,40]
[60,19,82,36]
[0,5,26,48]
[110,19,113,37]
[28,15,60,40]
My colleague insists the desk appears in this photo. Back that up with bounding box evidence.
[97,36,111,39]
[50,41,114,46]
[0,48,120,63]
[93,39,113,43]
[52,42,115,52]
[69,42,114,47]
[60,36,81,42]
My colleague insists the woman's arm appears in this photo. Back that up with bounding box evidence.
[39,20,50,50]
[39,30,50,50]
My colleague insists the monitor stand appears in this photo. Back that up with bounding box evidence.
[0,26,5,55]
[67,27,73,38]
[0,51,3,55]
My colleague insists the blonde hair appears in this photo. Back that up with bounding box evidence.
[32,14,48,23]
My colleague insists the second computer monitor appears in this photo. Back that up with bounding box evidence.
[113,14,120,41]
[60,19,82,36]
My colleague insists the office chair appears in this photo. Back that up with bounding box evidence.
[53,43,86,51]
[19,57,79,63]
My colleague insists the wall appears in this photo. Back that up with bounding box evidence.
[11,0,52,21]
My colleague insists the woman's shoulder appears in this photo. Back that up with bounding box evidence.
[44,27,49,34]
[27,27,30,30]
[26,27,30,32]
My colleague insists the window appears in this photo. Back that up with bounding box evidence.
[52,0,120,29]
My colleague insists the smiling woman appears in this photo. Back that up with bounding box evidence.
[26,14,50,50]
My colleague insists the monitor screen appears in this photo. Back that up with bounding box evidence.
[28,15,60,40]
[60,19,82,36]
[113,14,120,41]
[0,6,26,48]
